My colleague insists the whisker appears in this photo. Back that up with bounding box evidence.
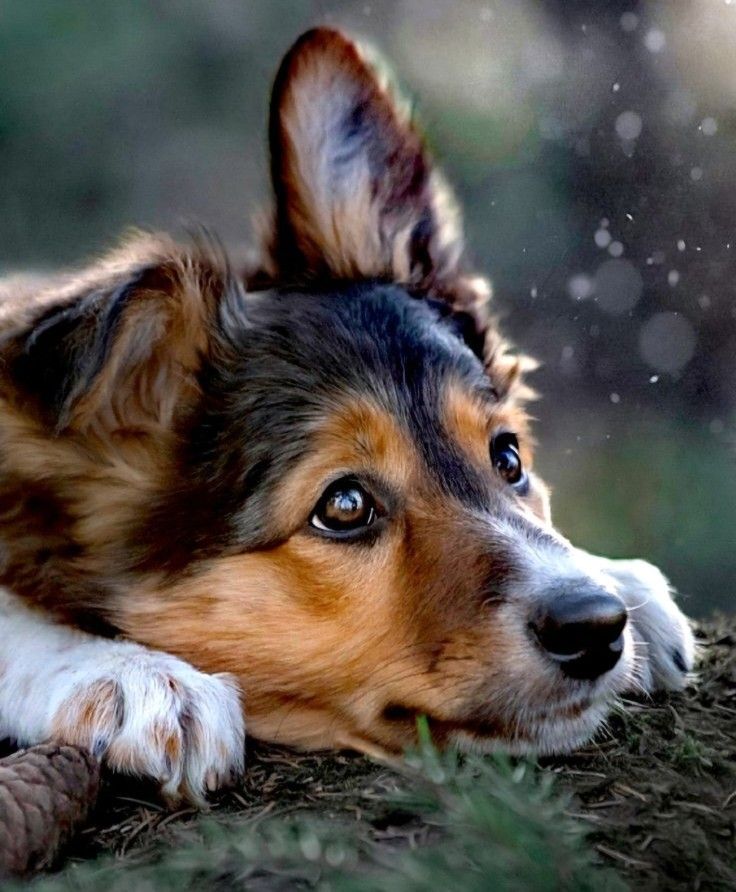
[625,599,651,612]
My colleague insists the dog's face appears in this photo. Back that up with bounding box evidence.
[125,280,630,757]
[1,29,636,757]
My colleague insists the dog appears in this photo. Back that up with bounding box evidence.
[0,28,694,803]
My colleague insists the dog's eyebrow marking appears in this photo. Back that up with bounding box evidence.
[437,380,499,472]
[271,396,417,527]
[408,373,533,511]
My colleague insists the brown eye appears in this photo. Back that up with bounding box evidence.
[491,432,524,486]
[311,479,377,535]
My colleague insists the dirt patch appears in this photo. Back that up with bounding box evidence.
[549,617,736,890]
[17,617,736,890]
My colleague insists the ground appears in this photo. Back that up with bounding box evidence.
[15,617,736,891]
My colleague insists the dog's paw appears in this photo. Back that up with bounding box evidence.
[49,648,245,803]
[603,558,696,693]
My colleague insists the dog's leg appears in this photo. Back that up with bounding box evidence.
[581,554,696,693]
[0,588,245,803]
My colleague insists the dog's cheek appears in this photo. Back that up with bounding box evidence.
[113,547,411,738]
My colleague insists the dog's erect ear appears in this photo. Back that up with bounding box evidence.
[265,28,463,289]
[3,237,217,436]
[265,29,535,406]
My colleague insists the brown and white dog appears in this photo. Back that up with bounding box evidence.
[0,29,694,803]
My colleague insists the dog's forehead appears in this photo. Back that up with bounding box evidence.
[241,281,486,401]
[223,282,498,506]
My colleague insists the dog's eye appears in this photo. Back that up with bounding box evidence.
[491,432,524,486]
[311,479,377,535]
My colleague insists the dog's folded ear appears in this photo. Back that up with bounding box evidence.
[2,237,216,436]
[265,28,464,291]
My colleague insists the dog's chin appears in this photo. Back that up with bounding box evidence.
[355,695,612,761]
[339,637,636,759]
[448,699,612,757]
[448,645,636,757]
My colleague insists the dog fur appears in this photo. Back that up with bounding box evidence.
[0,29,694,802]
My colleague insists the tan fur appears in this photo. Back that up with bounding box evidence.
[442,381,534,471]
[0,234,226,620]
[50,678,122,746]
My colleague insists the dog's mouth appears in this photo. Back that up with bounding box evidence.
[376,693,605,755]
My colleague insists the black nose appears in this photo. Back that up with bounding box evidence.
[531,588,627,680]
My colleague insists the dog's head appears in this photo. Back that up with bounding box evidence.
[3,29,636,755]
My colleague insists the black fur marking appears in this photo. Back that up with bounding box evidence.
[421,297,487,365]
[408,210,435,280]
[335,100,374,171]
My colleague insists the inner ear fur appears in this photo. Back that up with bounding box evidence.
[263,28,536,406]
[265,27,464,290]
[1,234,219,437]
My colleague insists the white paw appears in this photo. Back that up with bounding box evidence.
[49,648,245,803]
[602,558,696,693]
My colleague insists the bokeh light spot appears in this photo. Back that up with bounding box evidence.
[593,259,643,314]
[620,12,639,31]
[567,273,594,301]
[644,28,666,53]
[639,312,696,373]
[594,228,612,248]
[615,110,643,140]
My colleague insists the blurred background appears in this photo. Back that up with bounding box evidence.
[0,0,733,614]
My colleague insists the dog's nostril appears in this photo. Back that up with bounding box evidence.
[531,589,627,681]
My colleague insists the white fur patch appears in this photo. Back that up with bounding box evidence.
[0,589,245,803]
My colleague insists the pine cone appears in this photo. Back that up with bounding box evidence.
[0,743,100,876]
